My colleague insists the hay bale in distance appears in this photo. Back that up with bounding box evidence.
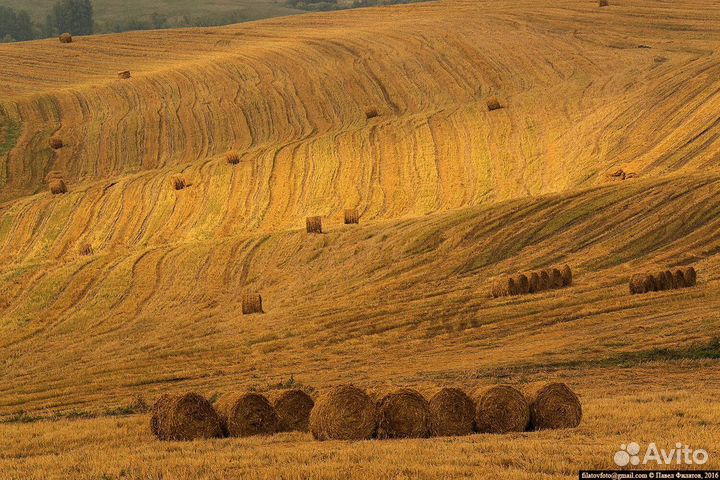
[538,270,551,291]
[528,272,540,293]
[428,387,475,437]
[473,385,529,434]
[561,265,573,287]
[514,274,530,295]
[491,277,516,298]
[216,392,279,437]
[309,385,377,441]
[629,274,655,294]
[49,179,67,194]
[665,270,677,289]
[49,136,63,149]
[172,177,186,190]
[376,388,431,439]
[674,269,687,288]
[118,70,131,79]
[486,97,502,111]
[344,208,359,225]
[683,266,697,287]
[226,151,240,165]
[653,272,669,291]
[150,392,223,441]
[599,0,609,6]
[242,294,263,315]
[547,268,564,289]
[525,382,582,430]
[306,216,323,234]
[365,108,379,120]
[59,32,72,43]
[78,243,94,256]
[270,389,315,432]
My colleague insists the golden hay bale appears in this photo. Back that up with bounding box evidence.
[306,216,323,234]
[528,272,540,293]
[269,389,315,432]
[473,385,529,434]
[538,270,551,291]
[150,392,223,441]
[629,274,655,294]
[674,269,687,288]
[118,70,131,79]
[59,32,72,43]
[365,108,379,120]
[486,97,503,111]
[309,385,377,441]
[599,0,609,6]
[45,170,64,181]
[225,151,240,165]
[49,179,67,194]
[78,243,93,256]
[242,294,263,315]
[428,387,475,437]
[171,177,186,190]
[653,272,669,291]
[376,388,431,439]
[216,392,279,437]
[491,277,516,298]
[344,208,360,225]
[683,266,697,287]
[514,274,530,295]
[561,265,573,287]
[665,270,677,289]
[547,268,564,289]
[49,136,63,149]
[525,382,582,430]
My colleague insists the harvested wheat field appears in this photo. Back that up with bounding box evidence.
[2,0,720,478]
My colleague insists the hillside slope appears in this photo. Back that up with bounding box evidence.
[0,0,719,424]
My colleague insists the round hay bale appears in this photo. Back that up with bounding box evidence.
[561,265,573,287]
[376,388,431,439]
[226,151,240,165]
[49,136,63,149]
[150,392,223,441]
[118,70,131,80]
[528,272,540,293]
[242,294,263,315]
[270,389,315,432]
[78,243,94,256]
[216,392,279,437]
[309,385,376,441]
[665,270,677,289]
[491,277,515,298]
[306,216,323,234]
[674,269,687,288]
[59,32,72,43]
[683,266,697,286]
[171,177,186,190]
[547,268,564,289]
[538,270,551,291]
[486,97,502,111]
[428,387,475,437]
[629,274,654,294]
[599,0,609,6]
[514,274,529,295]
[473,385,529,434]
[525,382,582,430]
[653,272,668,291]
[344,208,360,225]
[49,179,67,194]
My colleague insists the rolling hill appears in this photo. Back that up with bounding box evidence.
[1,0,720,478]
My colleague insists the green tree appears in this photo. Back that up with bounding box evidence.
[0,6,35,42]
[46,0,94,36]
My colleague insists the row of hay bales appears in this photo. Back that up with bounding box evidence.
[630,266,697,294]
[492,265,572,298]
[151,382,581,442]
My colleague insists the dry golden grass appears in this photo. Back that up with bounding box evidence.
[1,0,720,477]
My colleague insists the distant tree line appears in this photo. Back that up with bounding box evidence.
[0,1,255,43]
[1,0,93,42]
[286,0,426,12]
